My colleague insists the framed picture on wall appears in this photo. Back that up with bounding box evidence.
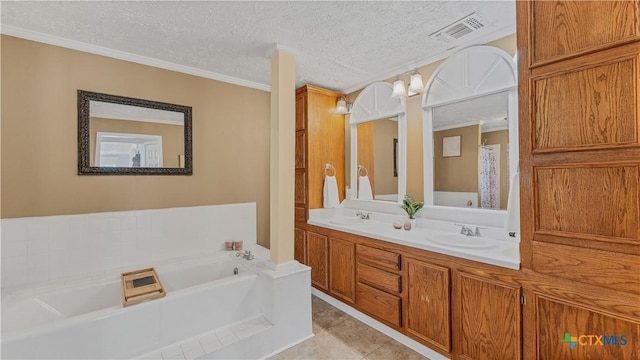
[442,135,461,157]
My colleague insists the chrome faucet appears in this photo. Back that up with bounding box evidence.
[457,224,483,237]
[236,249,254,260]
[356,211,371,220]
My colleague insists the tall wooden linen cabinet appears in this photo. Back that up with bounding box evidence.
[517,2,640,359]
[294,85,345,290]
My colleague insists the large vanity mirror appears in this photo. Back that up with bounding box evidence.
[423,46,518,214]
[349,82,406,204]
[78,90,192,175]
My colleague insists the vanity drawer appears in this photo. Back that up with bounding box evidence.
[356,282,402,328]
[356,244,401,271]
[357,263,401,294]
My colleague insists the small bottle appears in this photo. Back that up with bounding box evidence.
[225,241,235,251]
[233,241,243,251]
[403,221,412,231]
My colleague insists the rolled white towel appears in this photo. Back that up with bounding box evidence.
[358,175,373,200]
[323,175,340,208]
[504,171,520,235]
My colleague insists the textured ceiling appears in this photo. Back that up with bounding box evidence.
[1,1,515,93]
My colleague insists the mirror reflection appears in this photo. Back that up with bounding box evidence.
[78,90,192,175]
[89,101,184,168]
[432,91,509,209]
[356,118,399,202]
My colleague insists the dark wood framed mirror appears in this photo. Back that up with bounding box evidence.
[78,90,192,175]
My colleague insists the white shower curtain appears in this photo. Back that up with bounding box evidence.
[480,147,499,209]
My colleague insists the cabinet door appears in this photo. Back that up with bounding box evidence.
[307,231,328,291]
[329,236,355,304]
[294,228,306,265]
[406,259,450,353]
[456,272,521,360]
[295,93,306,131]
[532,292,639,360]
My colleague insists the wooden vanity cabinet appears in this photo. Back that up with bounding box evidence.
[329,236,356,304]
[454,271,522,360]
[355,244,403,329]
[405,258,451,353]
[307,231,329,291]
[517,1,640,359]
[293,85,345,281]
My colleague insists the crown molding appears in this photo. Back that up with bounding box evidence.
[0,24,271,92]
[340,23,516,95]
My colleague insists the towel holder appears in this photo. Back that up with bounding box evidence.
[325,163,336,176]
[358,165,368,177]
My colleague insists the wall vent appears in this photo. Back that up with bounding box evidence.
[430,13,484,43]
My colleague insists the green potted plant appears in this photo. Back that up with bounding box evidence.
[400,195,424,229]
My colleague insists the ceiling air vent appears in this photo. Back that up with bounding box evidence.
[430,13,484,43]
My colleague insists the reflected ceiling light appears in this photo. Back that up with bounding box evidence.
[334,96,351,114]
[391,77,407,98]
[408,72,424,96]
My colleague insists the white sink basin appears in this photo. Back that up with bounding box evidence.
[329,217,365,225]
[426,234,499,250]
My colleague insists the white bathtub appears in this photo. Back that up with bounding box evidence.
[1,253,260,359]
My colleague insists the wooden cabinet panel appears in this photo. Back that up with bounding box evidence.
[530,1,639,65]
[356,244,401,271]
[535,294,639,359]
[307,231,328,291]
[406,259,450,352]
[457,272,521,360]
[295,170,306,205]
[356,282,402,328]
[294,228,306,265]
[356,263,401,294]
[295,131,306,169]
[533,58,637,150]
[305,86,345,210]
[329,237,356,304]
[295,93,306,131]
[532,241,640,295]
[294,206,306,223]
[535,166,639,242]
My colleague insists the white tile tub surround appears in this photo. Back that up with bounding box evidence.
[2,244,313,360]
[1,203,257,290]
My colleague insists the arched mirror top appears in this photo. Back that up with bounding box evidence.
[422,45,517,109]
[350,82,406,124]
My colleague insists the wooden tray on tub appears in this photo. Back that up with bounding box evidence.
[121,268,165,307]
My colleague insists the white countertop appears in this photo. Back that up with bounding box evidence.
[308,209,520,270]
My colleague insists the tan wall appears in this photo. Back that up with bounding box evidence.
[433,125,480,193]
[345,33,516,203]
[482,129,509,209]
[89,117,184,168]
[373,119,398,196]
[1,35,272,248]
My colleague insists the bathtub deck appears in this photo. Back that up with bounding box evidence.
[137,315,273,360]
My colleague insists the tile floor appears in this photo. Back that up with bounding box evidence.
[269,296,430,360]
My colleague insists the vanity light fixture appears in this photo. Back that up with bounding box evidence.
[391,77,407,98]
[407,71,424,96]
[334,96,352,114]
